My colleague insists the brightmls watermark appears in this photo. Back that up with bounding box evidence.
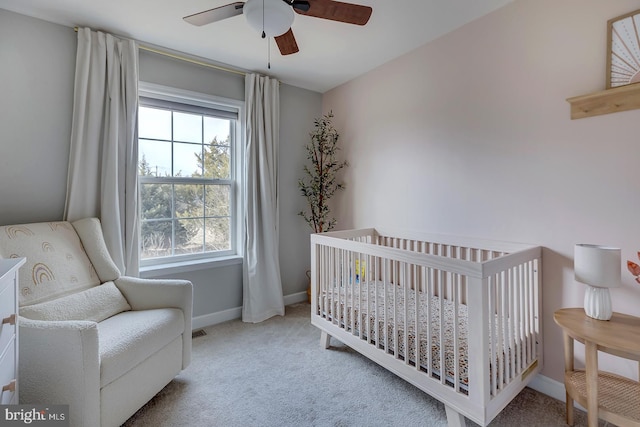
[0,405,68,426]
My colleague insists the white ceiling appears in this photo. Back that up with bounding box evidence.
[0,0,514,93]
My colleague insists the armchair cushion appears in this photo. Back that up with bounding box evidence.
[98,308,184,387]
[0,221,99,305]
[20,281,131,322]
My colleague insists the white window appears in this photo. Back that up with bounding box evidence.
[137,83,243,267]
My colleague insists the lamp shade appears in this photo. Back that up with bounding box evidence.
[244,0,294,37]
[574,244,621,288]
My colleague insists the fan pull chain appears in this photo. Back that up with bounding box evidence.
[261,0,266,38]
[261,0,270,69]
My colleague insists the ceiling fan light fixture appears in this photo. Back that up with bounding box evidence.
[244,0,294,37]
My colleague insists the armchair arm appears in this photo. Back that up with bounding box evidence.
[19,317,100,427]
[115,276,193,367]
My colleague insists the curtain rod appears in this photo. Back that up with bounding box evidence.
[73,27,246,77]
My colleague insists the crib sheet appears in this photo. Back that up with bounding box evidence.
[320,281,516,390]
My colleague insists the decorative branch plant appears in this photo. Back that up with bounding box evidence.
[298,112,347,233]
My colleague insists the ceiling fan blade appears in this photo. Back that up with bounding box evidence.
[286,0,311,12]
[294,0,372,25]
[184,2,244,26]
[275,28,299,55]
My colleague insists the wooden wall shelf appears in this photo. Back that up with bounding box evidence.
[567,83,640,119]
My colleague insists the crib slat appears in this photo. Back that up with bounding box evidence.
[373,254,378,346]
[332,248,337,325]
[403,262,409,366]
[321,246,327,317]
[522,262,528,366]
[532,259,542,366]
[426,266,433,378]
[358,252,363,339]
[527,262,535,366]
[415,261,420,371]
[383,257,389,354]
[489,274,497,396]
[350,252,355,335]
[518,264,524,373]
[508,267,515,382]
[497,272,505,390]
[339,249,345,329]
[328,246,333,318]
[320,246,325,317]
[438,269,445,386]
[393,256,399,360]
[453,269,460,391]
[528,261,534,365]
[364,253,369,343]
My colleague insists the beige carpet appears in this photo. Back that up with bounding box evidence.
[123,303,599,427]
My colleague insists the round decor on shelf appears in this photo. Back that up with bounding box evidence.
[607,9,640,88]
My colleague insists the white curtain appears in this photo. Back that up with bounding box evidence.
[242,73,284,323]
[64,28,139,276]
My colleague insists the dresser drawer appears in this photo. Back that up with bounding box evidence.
[0,338,16,405]
[0,280,16,357]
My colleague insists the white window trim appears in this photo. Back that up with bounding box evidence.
[140,255,243,278]
[138,81,245,271]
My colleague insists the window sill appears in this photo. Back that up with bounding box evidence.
[140,255,243,278]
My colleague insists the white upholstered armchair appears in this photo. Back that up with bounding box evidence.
[0,218,192,427]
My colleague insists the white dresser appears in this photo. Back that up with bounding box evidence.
[0,257,25,405]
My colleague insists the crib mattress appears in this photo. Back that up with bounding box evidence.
[320,281,475,389]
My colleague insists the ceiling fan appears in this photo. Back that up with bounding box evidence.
[183,0,373,55]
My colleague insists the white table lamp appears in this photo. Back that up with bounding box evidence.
[574,244,621,321]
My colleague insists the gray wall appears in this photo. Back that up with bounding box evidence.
[279,83,322,297]
[0,8,322,320]
[0,10,75,224]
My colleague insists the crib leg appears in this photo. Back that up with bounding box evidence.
[320,331,331,349]
[444,405,466,427]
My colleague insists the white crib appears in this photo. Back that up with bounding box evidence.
[310,228,542,427]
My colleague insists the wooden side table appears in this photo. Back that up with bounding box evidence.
[554,308,640,427]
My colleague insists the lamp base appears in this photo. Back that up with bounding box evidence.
[584,285,612,320]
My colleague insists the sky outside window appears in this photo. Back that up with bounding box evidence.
[138,106,230,178]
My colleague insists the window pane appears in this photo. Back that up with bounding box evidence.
[139,139,171,177]
[138,90,238,263]
[205,218,230,251]
[141,220,172,259]
[175,218,203,255]
[139,107,171,140]
[174,112,202,144]
[202,145,230,179]
[140,183,172,219]
[175,184,203,218]
[204,117,230,145]
[205,185,230,217]
[173,142,203,177]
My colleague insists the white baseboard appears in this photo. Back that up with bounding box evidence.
[528,374,565,402]
[192,306,242,329]
[192,291,309,330]
[528,374,586,411]
[284,291,308,306]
